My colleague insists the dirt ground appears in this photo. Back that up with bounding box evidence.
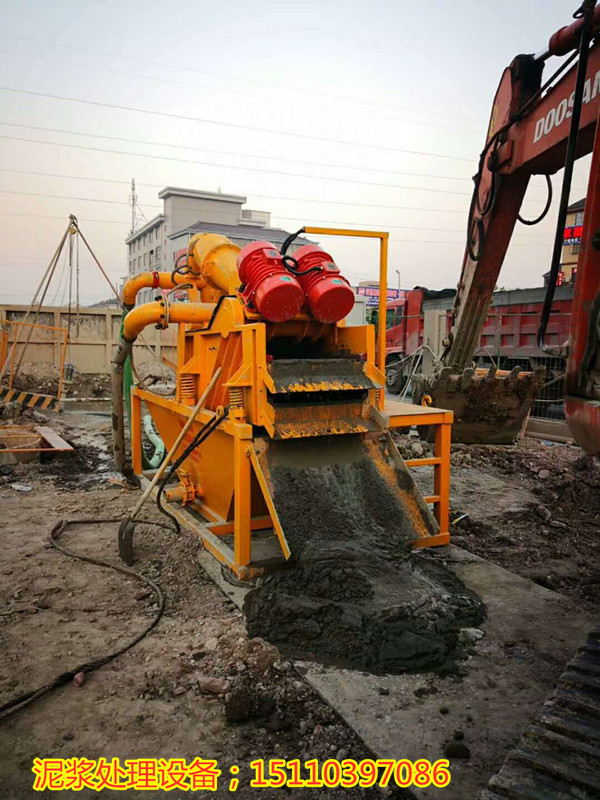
[395,431,600,608]
[0,412,410,800]
[448,439,600,605]
[0,410,598,799]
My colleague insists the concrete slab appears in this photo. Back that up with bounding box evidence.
[198,536,593,796]
[199,545,593,797]
[299,546,594,798]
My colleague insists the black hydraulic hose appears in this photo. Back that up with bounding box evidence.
[538,0,596,351]
[518,174,553,225]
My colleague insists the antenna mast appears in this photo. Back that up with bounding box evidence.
[129,178,146,234]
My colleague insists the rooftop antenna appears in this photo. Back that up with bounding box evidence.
[129,178,147,234]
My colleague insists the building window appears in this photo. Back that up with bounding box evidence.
[137,256,141,269]
[571,244,580,255]
[574,211,584,225]
[143,252,148,267]
[155,245,161,263]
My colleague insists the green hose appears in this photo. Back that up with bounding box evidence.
[120,316,164,471]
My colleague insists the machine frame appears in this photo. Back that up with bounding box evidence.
[127,228,452,580]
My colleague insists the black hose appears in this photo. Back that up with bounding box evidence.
[281,253,322,277]
[518,174,553,225]
[170,252,191,284]
[0,516,170,720]
[538,0,596,350]
[280,227,305,256]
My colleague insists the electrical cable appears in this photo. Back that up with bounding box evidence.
[0,134,473,195]
[4,33,486,125]
[0,166,571,214]
[0,52,484,134]
[0,85,475,161]
[170,252,191,284]
[0,121,479,181]
[0,516,172,720]
[0,189,552,241]
[280,228,305,256]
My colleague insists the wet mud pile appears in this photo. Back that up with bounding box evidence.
[245,437,485,675]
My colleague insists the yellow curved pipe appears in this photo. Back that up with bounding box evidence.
[122,301,215,341]
[188,233,241,296]
[122,271,195,308]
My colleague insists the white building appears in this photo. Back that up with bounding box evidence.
[125,187,313,304]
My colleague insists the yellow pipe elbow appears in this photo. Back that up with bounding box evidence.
[122,301,215,341]
[121,272,182,308]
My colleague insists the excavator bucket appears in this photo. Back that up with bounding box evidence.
[413,366,546,444]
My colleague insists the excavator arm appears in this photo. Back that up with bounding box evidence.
[417,4,600,445]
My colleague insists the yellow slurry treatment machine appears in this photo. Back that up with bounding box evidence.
[112,228,452,579]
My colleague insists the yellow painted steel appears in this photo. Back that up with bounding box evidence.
[122,272,178,308]
[187,233,241,301]
[303,227,389,411]
[383,397,453,543]
[122,300,215,341]
[124,230,452,580]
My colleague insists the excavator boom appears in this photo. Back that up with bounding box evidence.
[417,3,600,445]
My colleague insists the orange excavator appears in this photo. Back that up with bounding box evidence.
[416,0,600,455]
[440,3,600,795]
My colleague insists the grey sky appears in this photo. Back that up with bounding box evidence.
[0,0,591,304]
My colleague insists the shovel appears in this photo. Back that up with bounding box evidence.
[118,367,222,564]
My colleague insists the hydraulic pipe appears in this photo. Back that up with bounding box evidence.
[538,0,596,354]
[122,271,194,309]
[539,3,600,60]
[111,300,216,475]
[122,301,215,341]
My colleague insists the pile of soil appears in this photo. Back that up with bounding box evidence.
[10,363,111,399]
[245,437,485,675]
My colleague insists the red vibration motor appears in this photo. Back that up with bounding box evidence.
[291,245,355,323]
[237,241,304,323]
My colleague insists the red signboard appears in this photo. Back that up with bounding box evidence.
[564,224,583,244]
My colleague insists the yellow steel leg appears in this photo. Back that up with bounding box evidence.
[233,435,251,572]
[131,389,143,476]
[433,422,451,536]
